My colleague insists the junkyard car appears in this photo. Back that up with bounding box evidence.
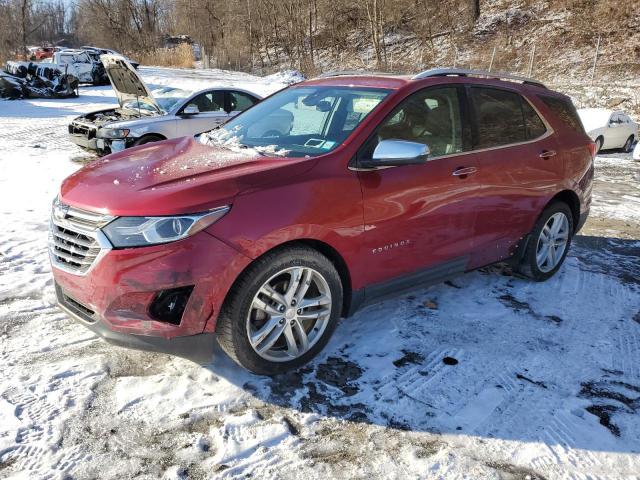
[51,69,594,375]
[577,108,638,153]
[82,46,140,69]
[68,55,263,155]
[37,49,107,84]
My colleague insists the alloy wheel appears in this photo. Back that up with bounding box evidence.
[246,266,332,362]
[535,212,570,273]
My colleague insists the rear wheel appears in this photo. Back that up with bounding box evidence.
[595,136,603,153]
[622,135,634,153]
[216,246,343,375]
[517,202,574,281]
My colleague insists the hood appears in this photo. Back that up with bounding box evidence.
[60,137,316,216]
[101,54,160,113]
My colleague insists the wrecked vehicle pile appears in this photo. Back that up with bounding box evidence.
[0,61,79,99]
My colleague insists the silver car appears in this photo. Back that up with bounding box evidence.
[68,55,263,155]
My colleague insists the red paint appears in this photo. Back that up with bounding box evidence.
[52,74,593,343]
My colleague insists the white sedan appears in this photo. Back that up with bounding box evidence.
[577,108,638,153]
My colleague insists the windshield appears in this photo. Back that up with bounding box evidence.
[153,87,193,112]
[200,86,390,157]
[121,87,192,114]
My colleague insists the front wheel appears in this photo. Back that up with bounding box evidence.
[517,202,574,281]
[133,134,165,146]
[216,246,343,375]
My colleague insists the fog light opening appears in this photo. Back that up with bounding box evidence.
[149,286,194,325]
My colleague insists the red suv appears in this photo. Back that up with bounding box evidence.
[50,68,594,374]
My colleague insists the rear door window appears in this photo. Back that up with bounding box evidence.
[471,87,526,148]
[470,87,548,148]
[522,100,547,139]
[227,91,259,112]
[538,95,585,133]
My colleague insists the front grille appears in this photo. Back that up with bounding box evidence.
[49,200,114,275]
[69,122,96,139]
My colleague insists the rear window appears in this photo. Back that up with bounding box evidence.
[539,95,585,133]
[470,87,547,149]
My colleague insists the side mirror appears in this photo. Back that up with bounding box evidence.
[359,139,430,169]
[182,104,199,116]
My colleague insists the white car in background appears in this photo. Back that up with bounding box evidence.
[68,55,266,155]
[633,141,640,161]
[577,108,638,153]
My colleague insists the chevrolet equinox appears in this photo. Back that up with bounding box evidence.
[50,68,594,374]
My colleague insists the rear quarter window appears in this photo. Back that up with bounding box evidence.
[538,95,585,134]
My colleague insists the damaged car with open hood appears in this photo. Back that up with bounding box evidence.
[68,55,263,155]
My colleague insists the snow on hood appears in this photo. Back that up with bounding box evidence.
[577,108,611,132]
[60,136,314,216]
[199,126,291,157]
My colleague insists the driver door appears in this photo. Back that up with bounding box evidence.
[175,90,229,137]
[356,86,481,290]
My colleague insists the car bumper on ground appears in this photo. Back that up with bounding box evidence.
[51,231,252,360]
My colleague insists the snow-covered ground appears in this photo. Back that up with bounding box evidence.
[1,67,640,480]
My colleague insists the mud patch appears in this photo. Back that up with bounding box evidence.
[485,461,548,480]
[393,350,425,368]
[316,356,363,396]
[585,405,621,437]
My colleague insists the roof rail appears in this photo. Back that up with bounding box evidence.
[411,68,547,88]
[316,70,399,78]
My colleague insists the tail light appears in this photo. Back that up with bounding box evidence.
[587,142,597,160]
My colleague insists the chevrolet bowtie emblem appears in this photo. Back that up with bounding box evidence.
[53,202,69,221]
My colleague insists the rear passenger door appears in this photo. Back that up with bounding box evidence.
[466,86,561,268]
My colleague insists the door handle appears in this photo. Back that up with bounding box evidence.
[539,150,557,159]
[452,166,477,177]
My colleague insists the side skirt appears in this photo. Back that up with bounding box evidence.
[345,256,468,316]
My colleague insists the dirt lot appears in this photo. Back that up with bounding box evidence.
[1,71,639,480]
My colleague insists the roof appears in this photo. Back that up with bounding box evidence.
[303,67,547,90]
[302,75,411,90]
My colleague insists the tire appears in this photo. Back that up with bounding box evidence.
[516,202,574,281]
[595,136,603,153]
[133,134,165,146]
[216,246,343,375]
[622,135,634,153]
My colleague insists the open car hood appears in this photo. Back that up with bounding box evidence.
[101,54,161,113]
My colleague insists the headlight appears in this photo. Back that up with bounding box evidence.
[102,206,230,248]
[98,128,130,139]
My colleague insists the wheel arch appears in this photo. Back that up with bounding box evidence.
[219,238,354,324]
[134,133,167,144]
[548,189,580,232]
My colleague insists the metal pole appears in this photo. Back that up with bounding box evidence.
[528,44,536,76]
[590,35,601,85]
[488,46,496,72]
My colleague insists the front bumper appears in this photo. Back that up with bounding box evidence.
[51,230,252,357]
[68,133,97,150]
[56,283,216,361]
